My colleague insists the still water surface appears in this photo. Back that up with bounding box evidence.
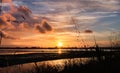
[0,58,91,73]
[0,48,92,55]
[0,49,94,73]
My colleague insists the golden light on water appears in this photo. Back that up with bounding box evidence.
[58,49,62,54]
[57,42,63,54]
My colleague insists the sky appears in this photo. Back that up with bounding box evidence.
[0,0,120,47]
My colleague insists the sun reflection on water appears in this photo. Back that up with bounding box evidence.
[58,49,62,54]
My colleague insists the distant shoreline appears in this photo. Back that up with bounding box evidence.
[0,46,120,49]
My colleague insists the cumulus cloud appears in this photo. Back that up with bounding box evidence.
[0,0,53,33]
[0,29,18,39]
[41,20,52,31]
[2,0,12,3]
[34,20,52,33]
[11,6,32,23]
[35,25,46,33]
[0,13,15,30]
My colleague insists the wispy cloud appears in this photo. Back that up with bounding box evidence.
[0,0,120,47]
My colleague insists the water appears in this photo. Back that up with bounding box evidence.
[0,48,94,73]
[0,58,92,73]
[0,48,89,55]
[0,48,116,55]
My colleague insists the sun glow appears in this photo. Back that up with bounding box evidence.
[57,42,63,54]
[57,42,63,47]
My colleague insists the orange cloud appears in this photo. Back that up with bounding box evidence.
[0,1,53,34]
[2,0,12,3]
[0,29,18,39]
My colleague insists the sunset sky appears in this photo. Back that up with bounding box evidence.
[0,0,120,47]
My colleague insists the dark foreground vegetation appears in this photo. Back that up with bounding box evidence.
[62,56,120,73]
[25,55,120,73]
[23,46,120,73]
[0,47,120,73]
[0,49,120,67]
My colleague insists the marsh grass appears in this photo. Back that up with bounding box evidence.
[22,55,120,73]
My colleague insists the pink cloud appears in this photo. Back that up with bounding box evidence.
[2,0,12,3]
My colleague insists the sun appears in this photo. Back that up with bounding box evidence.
[57,42,63,47]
